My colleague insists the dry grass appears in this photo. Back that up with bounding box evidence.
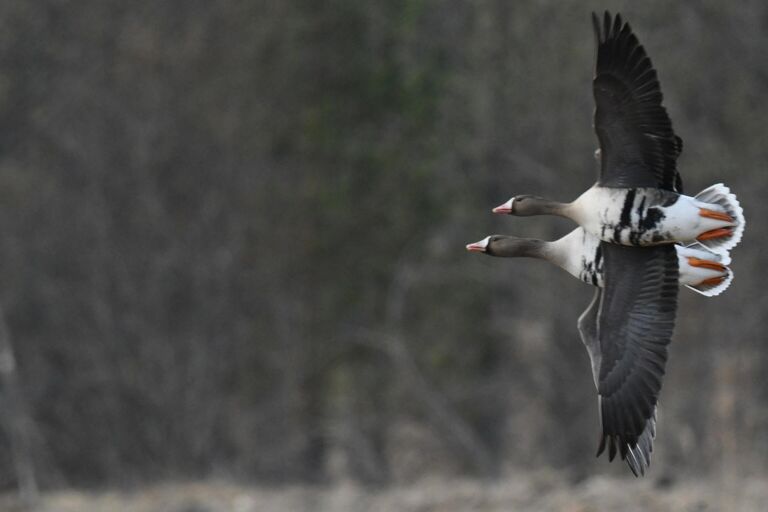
[2,472,767,512]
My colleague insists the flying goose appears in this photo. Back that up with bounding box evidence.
[467,229,732,475]
[492,12,745,255]
[466,228,732,297]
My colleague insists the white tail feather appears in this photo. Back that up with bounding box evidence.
[685,267,733,297]
[694,183,745,255]
[677,242,734,297]
[682,241,731,265]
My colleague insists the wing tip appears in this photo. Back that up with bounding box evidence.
[596,434,606,458]
[613,13,623,37]
[593,11,636,47]
[596,407,658,477]
[592,11,614,44]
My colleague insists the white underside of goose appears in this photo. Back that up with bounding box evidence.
[569,185,742,254]
[548,228,604,287]
[549,228,732,295]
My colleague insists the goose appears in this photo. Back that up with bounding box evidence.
[467,229,732,475]
[492,12,745,255]
[466,229,732,297]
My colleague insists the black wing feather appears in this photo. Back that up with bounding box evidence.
[592,11,683,192]
[578,242,678,476]
[595,243,678,471]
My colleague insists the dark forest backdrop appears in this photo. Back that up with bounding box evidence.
[0,0,765,490]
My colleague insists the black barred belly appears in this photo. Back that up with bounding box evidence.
[600,189,677,246]
[578,243,605,287]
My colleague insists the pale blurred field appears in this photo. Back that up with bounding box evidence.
[4,473,768,512]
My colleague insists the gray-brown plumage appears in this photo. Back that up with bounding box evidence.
[592,11,684,193]
[578,242,678,476]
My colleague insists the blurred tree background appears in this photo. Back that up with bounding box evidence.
[0,0,764,491]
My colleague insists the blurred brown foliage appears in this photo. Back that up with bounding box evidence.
[0,0,765,488]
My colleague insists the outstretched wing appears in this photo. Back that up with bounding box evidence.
[577,282,664,477]
[595,243,678,469]
[592,11,682,192]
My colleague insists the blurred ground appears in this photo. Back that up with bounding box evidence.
[3,473,768,512]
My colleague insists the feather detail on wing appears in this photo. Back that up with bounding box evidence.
[592,11,683,193]
[578,243,678,476]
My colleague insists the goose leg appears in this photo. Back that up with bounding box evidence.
[686,257,726,272]
[699,208,734,222]
[697,227,733,242]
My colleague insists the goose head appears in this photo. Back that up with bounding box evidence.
[492,195,550,216]
[466,235,545,258]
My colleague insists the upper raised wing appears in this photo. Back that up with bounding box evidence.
[592,11,682,192]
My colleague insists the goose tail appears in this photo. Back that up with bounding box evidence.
[694,183,745,254]
[677,243,734,297]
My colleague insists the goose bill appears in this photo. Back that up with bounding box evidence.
[466,237,490,252]
[492,198,514,214]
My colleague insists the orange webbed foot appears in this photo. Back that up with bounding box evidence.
[686,257,726,272]
[699,208,734,223]
[697,227,733,242]
[700,276,726,287]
